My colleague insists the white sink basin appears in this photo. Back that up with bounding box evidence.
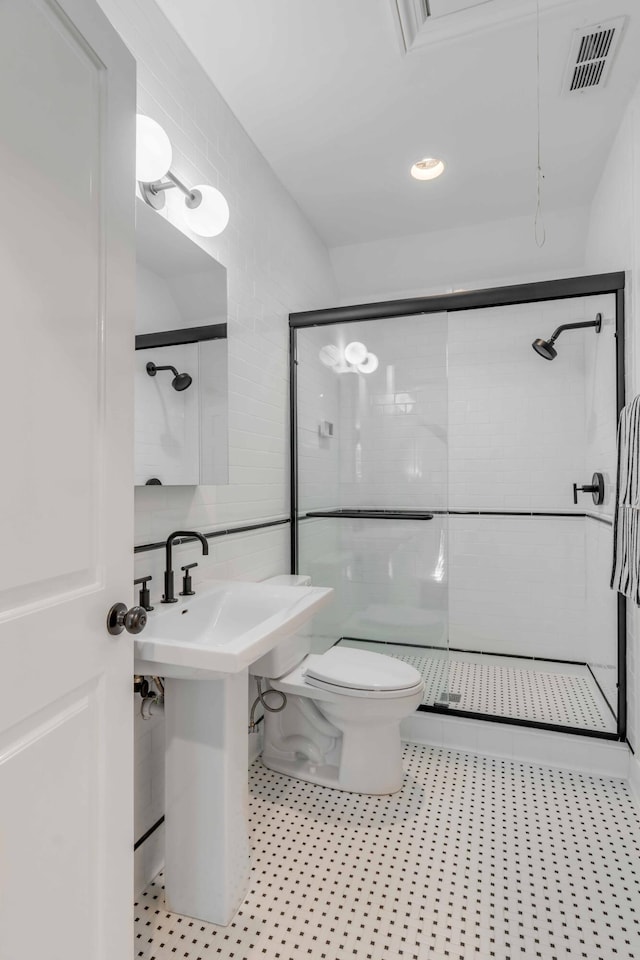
[134,579,333,679]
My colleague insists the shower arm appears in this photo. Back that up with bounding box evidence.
[547,315,602,345]
[147,363,179,377]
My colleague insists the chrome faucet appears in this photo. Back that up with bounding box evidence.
[163,530,209,603]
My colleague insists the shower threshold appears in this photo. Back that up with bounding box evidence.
[338,639,617,736]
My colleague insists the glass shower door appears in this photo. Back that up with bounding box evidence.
[295,313,451,709]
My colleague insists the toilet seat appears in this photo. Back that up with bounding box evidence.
[302,646,423,698]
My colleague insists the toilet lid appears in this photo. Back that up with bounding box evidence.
[303,646,423,693]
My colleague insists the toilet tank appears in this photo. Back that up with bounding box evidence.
[249,575,313,678]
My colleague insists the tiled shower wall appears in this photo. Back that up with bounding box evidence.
[586,73,640,774]
[297,326,341,512]
[96,0,337,890]
[297,297,618,668]
[447,301,586,513]
[336,315,449,511]
[583,295,618,712]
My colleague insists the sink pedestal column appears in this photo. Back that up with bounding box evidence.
[164,672,249,925]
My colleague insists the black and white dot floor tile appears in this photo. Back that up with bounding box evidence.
[134,745,640,960]
[395,653,614,731]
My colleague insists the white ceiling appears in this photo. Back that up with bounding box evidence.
[155,0,640,248]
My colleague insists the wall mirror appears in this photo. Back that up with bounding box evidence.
[135,198,228,486]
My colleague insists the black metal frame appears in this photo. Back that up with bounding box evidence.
[135,322,227,351]
[302,509,611,521]
[289,272,627,741]
[134,516,289,555]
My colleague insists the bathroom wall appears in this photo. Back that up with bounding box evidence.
[96,0,337,890]
[447,296,617,663]
[582,294,618,710]
[585,75,640,780]
[135,341,200,485]
[297,297,617,667]
[330,206,589,305]
[335,316,449,511]
[296,325,341,512]
[296,315,450,658]
[447,301,586,514]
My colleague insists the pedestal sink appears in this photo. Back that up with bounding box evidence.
[134,579,333,926]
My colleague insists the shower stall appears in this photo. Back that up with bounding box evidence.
[289,274,626,740]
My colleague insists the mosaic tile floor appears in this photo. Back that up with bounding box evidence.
[401,653,614,731]
[134,744,640,959]
[340,640,616,733]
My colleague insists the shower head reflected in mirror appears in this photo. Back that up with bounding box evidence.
[531,313,602,361]
[146,361,193,391]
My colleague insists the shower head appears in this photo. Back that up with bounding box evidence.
[146,361,193,391]
[532,338,557,361]
[172,371,193,391]
[531,313,602,361]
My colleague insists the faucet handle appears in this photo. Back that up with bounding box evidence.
[134,575,154,612]
[180,563,198,597]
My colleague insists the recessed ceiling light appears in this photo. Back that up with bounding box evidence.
[410,157,445,181]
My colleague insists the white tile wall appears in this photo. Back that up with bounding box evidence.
[585,517,618,710]
[300,516,448,648]
[134,697,165,895]
[297,300,619,668]
[401,711,630,778]
[584,294,618,518]
[448,301,587,512]
[586,74,640,755]
[336,316,449,511]
[296,326,341,512]
[330,207,589,305]
[135,342,200,485]
[448,515,586,661]
[96,0,337,886]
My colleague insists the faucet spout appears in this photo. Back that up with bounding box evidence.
[163,530,209,603]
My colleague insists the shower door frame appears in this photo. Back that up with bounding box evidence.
[289,272,627,742]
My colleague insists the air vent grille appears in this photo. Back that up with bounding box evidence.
[564,18,626,94]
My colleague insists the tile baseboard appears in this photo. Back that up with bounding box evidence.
[401,711,630,779]
[629,751,640,807]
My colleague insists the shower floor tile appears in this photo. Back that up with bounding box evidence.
[134,745,640,960]
[340,640,617,733]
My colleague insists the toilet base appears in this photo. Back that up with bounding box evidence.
[261,691,418,795]
[261,752,403,795]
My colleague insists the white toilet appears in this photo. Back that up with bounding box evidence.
[251,575,424,795]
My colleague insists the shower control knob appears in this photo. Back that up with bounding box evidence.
[106,602,148,636]
[572,472,605,506]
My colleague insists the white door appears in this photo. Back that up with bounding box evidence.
[0,1,136,957]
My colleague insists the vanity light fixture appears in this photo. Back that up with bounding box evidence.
[136,114,230,237]
[356,353,379,374]
[319,344,341,367]
[136,114,173,183]
[410,157,445,181]
[319,342,379,375]
[344,341,368,365]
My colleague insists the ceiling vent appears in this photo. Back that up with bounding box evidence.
[563,18,626,94]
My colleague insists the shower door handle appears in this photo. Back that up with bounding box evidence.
[573,472,605,506]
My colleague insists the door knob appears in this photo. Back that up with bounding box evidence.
[106,602,147,636]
